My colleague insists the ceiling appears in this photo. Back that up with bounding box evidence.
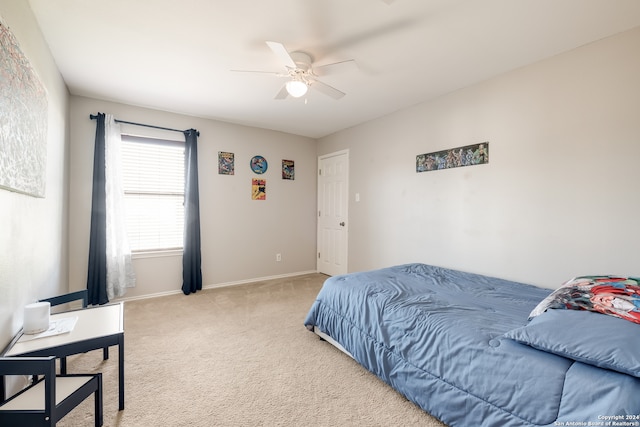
[28,0,640,139]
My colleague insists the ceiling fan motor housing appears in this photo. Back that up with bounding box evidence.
[289,51,313,72]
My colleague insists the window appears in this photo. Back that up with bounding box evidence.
[121,135,184,252]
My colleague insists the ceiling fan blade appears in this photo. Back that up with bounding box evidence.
[313,59,357,77]
[274,85,289,100]
[266,41,297,69]
[309,79,346,100]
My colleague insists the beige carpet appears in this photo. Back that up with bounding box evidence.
[57,274,447,426]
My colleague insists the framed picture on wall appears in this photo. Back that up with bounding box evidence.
[282,159,294,180]
[252,178,266,200]
[416,142,489,173]
[250,155,268,174]
[218,151,234,175]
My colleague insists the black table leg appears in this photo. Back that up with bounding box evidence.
[118,335,124,410]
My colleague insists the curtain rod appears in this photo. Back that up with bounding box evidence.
[89,114,199,136]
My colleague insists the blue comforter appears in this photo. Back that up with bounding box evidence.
[304,264,640,426]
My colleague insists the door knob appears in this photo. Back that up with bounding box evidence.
[339,222,345,226]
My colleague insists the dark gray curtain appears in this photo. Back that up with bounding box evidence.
[182,129,203,295]
[87,113,109,305]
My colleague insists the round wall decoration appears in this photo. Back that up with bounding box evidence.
[250,155,268,174]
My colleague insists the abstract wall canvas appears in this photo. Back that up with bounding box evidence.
[0,18,48,197]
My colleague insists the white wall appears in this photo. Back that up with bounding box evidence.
[0,2,69,348]
[319,27,640,289]
[68,96,318,300]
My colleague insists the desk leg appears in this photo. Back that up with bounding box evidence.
[119,335,125,410]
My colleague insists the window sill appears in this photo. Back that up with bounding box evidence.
[132,249,182,260]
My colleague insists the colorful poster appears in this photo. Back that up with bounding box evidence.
[218,151,234,175]
[250,155,268,174]
[416,142,489,173]
[282,159,294,180]
[252,179,266,200]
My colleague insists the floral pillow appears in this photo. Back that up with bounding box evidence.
[529,276,640,324]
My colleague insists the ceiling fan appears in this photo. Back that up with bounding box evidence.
[232,41,354,100]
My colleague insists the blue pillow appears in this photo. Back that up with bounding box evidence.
[504,309,640,378]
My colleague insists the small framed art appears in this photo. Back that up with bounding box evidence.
[252,179,266,200]
[218,151,234,175]
[282,159,294,180]
[250,155,268,174]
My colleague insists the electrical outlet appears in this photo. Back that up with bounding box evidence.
[276,253,282,262]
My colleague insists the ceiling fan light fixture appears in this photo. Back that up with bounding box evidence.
[286,80,308,98]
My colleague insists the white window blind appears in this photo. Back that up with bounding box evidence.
[121,135,185,252]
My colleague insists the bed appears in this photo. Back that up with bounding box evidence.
[304,263,640,427]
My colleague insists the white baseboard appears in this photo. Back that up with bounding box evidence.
[203,270,318,290]
[117,270,318,302]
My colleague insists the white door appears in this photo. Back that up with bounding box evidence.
[317,150,349,276]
